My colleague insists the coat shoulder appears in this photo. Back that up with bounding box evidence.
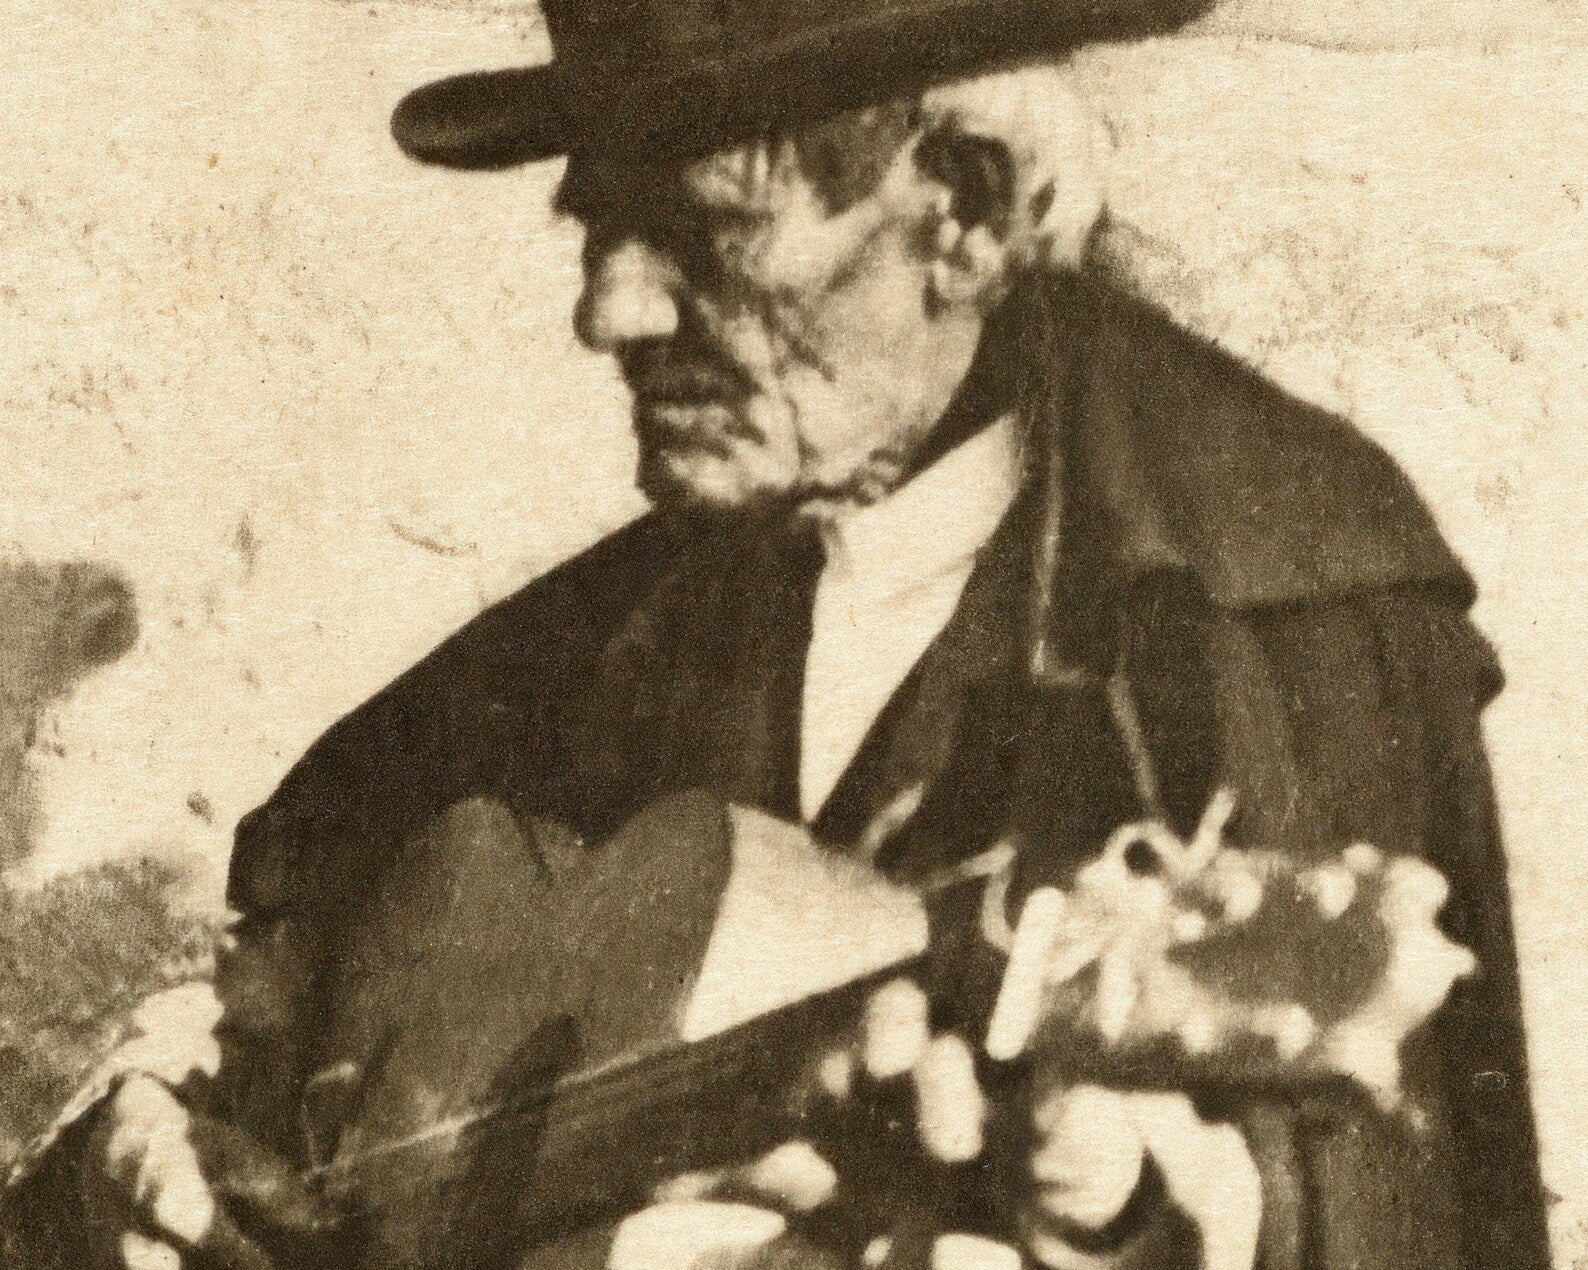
[227,512,680,918]
[1067,280,1476,612]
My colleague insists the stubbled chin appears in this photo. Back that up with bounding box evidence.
[637,442,793,518]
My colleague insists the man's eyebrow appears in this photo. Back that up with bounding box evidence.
[550,172,582,219]
[553,172,766,236]
[552,163,628,220]
[552,166,668,224]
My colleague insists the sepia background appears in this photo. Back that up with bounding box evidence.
[3,0,1586,1259]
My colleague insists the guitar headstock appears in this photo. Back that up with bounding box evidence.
[985,791,1475,1110]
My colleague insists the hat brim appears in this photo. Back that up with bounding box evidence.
[392,0,1212,170]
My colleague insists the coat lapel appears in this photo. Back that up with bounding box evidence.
[572,520,824,835]
[571,274,1477,880]
[810,501,1028,858]
[574,499,1036,871]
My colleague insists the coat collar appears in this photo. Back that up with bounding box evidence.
[580,279,1474,853]
[1031,274,1473,626]
[814,412,1024,601]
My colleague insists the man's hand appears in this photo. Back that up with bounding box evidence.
[1024,1084,1262,1269]
[863,978,1263,1269]
[614,976,1262,1270]
[82,1073,266,1270]
[80,1072,337,1270]
[1027,1085,1147,1235]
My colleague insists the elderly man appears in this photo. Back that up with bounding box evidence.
[17,0,1549,1266]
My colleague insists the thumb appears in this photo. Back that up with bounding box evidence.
[653,1141,839,1214]
[96,1078,288,1270]
[99,1076,214,1249]
[610,1201,788,1270]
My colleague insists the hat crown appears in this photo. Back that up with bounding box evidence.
[542,0,902,75]
[393,0,1215,168]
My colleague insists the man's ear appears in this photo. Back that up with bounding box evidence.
[914,65,1108,302]
[915,127,1020,316]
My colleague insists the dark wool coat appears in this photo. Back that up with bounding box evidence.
[7,284,1550,1269]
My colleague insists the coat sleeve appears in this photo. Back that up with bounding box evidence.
[0,518,671,1267]
[1370,590,1552,1269]
[207,514,672,1152]
[203,599,569,1152]
[1229,588,1552,1270]
[1086,583,1551,1270]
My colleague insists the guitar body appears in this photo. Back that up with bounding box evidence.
[299,792,930,1269]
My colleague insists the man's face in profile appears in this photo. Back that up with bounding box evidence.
[558,119,987,519]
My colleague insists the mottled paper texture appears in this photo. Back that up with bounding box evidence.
[3,0,1585,1260]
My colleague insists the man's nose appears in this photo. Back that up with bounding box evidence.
[574,239,681,352]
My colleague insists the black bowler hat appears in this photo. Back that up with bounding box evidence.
[392,0,1212,170]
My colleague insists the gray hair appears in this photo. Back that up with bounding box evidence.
[686,62,1109,279]
[918,63,1109,275]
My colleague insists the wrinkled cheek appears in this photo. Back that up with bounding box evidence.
[742,394,802,471]
[770,369,887,471]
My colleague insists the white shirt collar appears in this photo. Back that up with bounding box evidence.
[816,413,1025,595]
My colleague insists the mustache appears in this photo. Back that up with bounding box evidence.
[617,336,755,406]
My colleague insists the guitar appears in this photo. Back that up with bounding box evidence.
[41,785,1463,1269]
[289,790,1000,1269]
